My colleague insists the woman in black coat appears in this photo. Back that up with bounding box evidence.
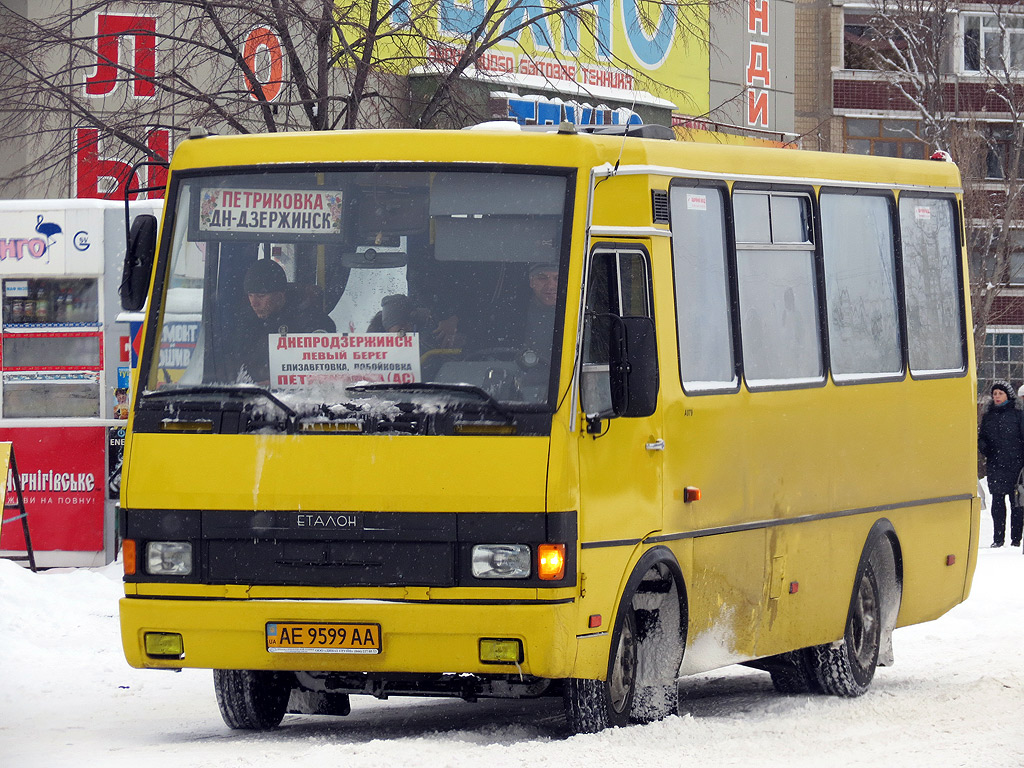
[978,381,1024,548]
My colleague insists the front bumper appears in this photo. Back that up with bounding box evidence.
[120,594,590,680]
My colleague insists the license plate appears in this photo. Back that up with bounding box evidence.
[266,622,381,654]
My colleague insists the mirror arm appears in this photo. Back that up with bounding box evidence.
[585,411,613,435]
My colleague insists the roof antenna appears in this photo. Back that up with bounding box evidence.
[611,90,639,176]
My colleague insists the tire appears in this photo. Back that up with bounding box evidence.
[808,563,882,697]
[768,650,822,695]
[563,607,638,734]
[213,669,291,730]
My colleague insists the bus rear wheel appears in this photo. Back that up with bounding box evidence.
[807,562,882,697]
[563,607,638,734]
[213,669,291,730]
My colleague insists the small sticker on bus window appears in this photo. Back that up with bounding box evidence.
[915,206,932,220]
[687,194,707,211]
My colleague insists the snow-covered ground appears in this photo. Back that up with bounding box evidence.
[2,511,1023,768]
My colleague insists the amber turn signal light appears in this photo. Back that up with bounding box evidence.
[122,539,136,576]
[537,544,566,580]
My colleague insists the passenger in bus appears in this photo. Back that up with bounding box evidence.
[238,258,336,383]
[523,263,557,349]
[978,381,1024,549]
[516,263,559,388]
[366,294,463,348]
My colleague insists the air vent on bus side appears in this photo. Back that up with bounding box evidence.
[652,190,671,225]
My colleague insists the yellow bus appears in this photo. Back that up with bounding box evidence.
[118,124,979,734]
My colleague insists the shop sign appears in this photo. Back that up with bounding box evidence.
[746,0,772,128]
[497,95,642,126]
[0,208,105,276]
[0,426,106,553]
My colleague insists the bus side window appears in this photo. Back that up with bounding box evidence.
[734,191,823,386]
[581,249,654,417]
[670,183,737,392]
[898,195,965,376]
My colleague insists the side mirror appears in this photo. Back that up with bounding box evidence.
[120,214,157,311]
[609,316,659,418]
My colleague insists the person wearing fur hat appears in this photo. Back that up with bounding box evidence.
[978,381,1024,548]
[237,258,336,383]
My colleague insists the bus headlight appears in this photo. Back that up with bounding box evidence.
[145,541,193,576]
[472,544,531,578]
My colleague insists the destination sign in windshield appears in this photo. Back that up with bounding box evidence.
[194,187,343,238]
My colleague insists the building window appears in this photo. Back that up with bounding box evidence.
[843,13,905,71]
[980,332,1024,396]
[962,13,1024,74]
[1009,231,1024,285]
[845,118,925,159]
[985,125,1024,180]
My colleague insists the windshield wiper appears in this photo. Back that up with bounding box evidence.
[140,384,298,426]
[346,382,513,420]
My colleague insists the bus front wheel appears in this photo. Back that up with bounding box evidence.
[563,607,638,734]
[213,669,291,730]
[807,562,882,697]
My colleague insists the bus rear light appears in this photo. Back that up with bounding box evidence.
[588,614,602,629]
[684,486,702,503]
[122,539,136,576]
[537,544,566,580]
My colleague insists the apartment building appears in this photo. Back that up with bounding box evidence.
[796,0,1024,392]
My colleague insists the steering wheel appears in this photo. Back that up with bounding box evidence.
[462,347,520,362]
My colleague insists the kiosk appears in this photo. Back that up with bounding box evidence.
[0,199,159,567]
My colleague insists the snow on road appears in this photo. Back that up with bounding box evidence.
[2,526,1023,767]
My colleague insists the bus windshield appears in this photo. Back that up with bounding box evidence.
[148,167,571,416]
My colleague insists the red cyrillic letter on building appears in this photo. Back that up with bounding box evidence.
[746,42,772,87]
[748,0,770,36]
[243,27,284,102]
[76,128,169,200]
[76,128,137,199]
[748,89,769,128]
[84,14,157,98]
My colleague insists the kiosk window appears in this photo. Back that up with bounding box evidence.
[2,376,100,418]
[2,278,98,326]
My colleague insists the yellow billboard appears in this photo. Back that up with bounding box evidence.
[388,0,710,115]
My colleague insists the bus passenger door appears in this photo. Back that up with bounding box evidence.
[576,244,663,611]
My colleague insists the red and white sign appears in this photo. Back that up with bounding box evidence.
[686,193,708,211]
[746,0,771,128]
[198,188,344,236]
[268,333,421,389]
[0,426,106,553]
